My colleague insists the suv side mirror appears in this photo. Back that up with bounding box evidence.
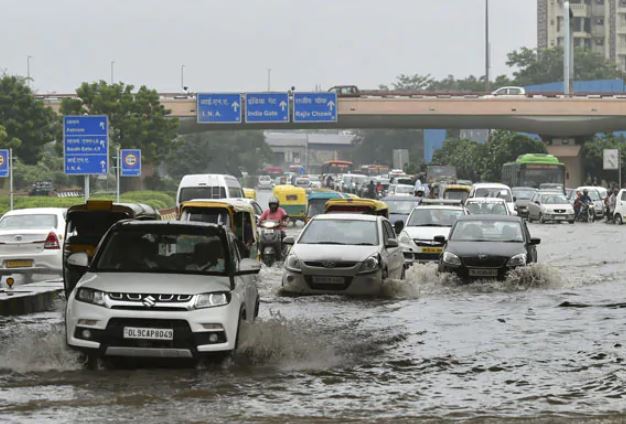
[237,258,261,275]
[67,252,89,268]
[433,235,447,244]
[283,236,295,245]
[386,239,399,248]
[530,237,541,245]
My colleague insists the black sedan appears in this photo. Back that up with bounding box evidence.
[436,215,540,280]
[382,196,420,227]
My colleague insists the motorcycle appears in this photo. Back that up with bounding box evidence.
[576,202,594,223]
[259,220,285,267]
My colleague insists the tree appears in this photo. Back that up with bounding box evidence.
[353,129,423,167]
[506,47,625,86]
[0,75,57,163]
[167,131,273,181]
[384,73,512,93]
[59,81,178,163]
[431,138,485,181]
[581,133,626,185]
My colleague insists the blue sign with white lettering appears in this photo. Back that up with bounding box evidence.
[293,92,337,123]
[0,150,9,178]
[121,149,141,177]
[245,93,289,123]
[63,115,109,175]
[197,93,242,123]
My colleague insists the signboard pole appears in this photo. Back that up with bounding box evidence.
[116,146,121,203]
[620,150,622,189]
[84,176,89,202]
[9,149,13,211]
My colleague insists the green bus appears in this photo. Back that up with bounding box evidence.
[501,154,565,190]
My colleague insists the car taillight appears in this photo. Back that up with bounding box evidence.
[44,232,60,249]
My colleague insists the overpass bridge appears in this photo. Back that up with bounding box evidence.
[39,92,626,138]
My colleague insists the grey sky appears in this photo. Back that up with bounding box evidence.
[1,0,536,93]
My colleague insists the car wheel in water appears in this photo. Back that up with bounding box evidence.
[539,214,545,224]
[616,214,623,225]
[400,267,406,280]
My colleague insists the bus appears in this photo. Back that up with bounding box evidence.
[360,164,390,176]
[321,160,353,175]
[501,154,565,191]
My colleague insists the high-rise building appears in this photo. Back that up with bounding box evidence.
[537,0,626,71]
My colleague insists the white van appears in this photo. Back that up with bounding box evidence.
[176,174,244,207]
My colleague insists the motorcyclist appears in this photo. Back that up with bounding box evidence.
[259,196,289,231]
[575,189,593,220]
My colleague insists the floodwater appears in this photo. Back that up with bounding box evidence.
[1,203,625,422]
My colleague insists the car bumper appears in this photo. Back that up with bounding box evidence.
[439,263,518,280]
[281,269,384,296]
[542,213,575,222]
[65,297,240,358]
[0,251,62,276]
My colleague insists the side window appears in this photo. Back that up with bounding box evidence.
[621,192,626,201]
[383,221,396,241]
[228,187,240,198]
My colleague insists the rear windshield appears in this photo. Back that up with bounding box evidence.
[180,187,227,202]
[466,202,508,215]
[0,214,57,230]
[474,187,513,202]
[299,220,378,246]
[181,208,230,226]
[407,208,464,227]
[451,220,524,243]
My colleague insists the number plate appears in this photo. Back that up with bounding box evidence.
[421,247,442,254]
[468,268,498,277]
[555,216,565,220]
[4,260,33,268]
[123,327,174,340]
[311,276,344,285]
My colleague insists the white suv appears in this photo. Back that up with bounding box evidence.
[65,221,260,362]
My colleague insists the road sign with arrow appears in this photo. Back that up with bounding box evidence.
[197,93,242,123]
[63,115,109,175]
[245,93,290,123]
[292,92,338,123]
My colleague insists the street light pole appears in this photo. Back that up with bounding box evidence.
[484,0,490,92]
[267,68,271,91]
[110,60,115,84]
[26,56,32,86]
[181,64,185,91]
[563,1,571,95]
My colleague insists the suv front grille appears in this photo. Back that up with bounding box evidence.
[108,293,193,302]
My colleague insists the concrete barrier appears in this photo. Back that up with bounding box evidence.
[0,280,63,316]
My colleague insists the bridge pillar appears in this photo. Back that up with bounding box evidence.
[541,135,592,188]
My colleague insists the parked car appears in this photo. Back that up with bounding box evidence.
[437,215,540,280]
[281,213,405,295]
[65,221,261,362]
[464,198,510,215]
[397,203,466,263]
[0,208,67,283]
[511,187,538,219]
[527,192,575,224]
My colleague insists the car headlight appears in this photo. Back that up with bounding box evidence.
[358,256,379,274]
[195,292,230,309]
[76,288,107,306]
[398,232,412,245]
[442,251,461,266]
[285,255,302,272]
[507,253,527,267]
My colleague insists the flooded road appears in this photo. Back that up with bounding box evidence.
[1,215,625,422]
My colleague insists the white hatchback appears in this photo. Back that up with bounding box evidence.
[65,221,260,361]
[0,207,66,282]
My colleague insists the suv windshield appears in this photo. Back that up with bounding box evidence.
[451,220,524,242]
[299,220,378,246]
[465,202,508,215]
[407,208,464,227]
[94,226,229,275]
[512,189,536,200]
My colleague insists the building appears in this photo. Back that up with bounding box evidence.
[264,131,359,173]
[538,0,626,71]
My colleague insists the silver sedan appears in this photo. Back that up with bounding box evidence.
[281,213,405,295]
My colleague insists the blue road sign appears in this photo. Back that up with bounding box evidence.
[245,93,289,123]
[121,149,141,177]
[293,92,337,123]
[0,150,9,178]
[63,115,109,175]
[197,93,242,123]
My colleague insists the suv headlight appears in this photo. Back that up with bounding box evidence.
[507,253,527,267]
[285,255,302,272]
[442,251,461,266]
[76,288,106,306]
[398,231,412,245]
[195,292,230,309]
[358,256,379,274]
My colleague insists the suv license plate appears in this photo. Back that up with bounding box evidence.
[5,260,33,268]
[312,276,344,285]
[123,327,174,340]
[469,268,498,277]
[555,216,565,220]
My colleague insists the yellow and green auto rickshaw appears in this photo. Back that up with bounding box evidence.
[63,200,160,297]
[324,198,389,218]
[440,184,471,202]
[179,199,258,260]
[272,185,307,221]
[243,188,257,201]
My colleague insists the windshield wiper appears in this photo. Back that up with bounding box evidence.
[312,241,346,245]
[419,224,446,227]
[353,242,375,246]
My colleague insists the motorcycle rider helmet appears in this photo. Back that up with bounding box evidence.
[268,196,279,211]
[583,189,589,195]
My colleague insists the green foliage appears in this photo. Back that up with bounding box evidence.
[506,47,625,86]
[167,131,272,180]
[0,75,58,163]
[384,74,512,93]
[581,133,626,184]
[59,81,179,163]
[432,131,546,182]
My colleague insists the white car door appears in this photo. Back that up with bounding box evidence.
[381,220,403,278]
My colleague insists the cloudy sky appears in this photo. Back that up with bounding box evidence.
[1,0,536,93]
